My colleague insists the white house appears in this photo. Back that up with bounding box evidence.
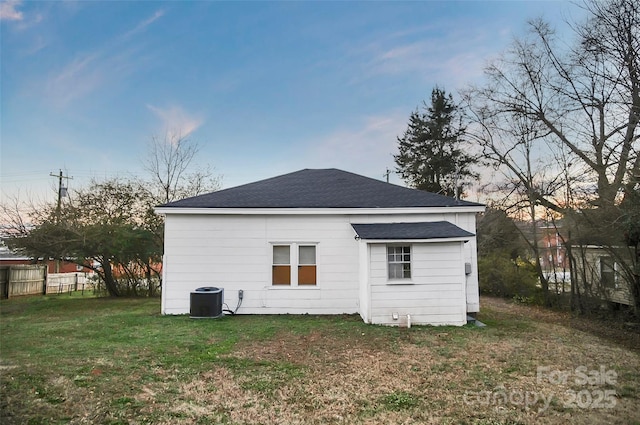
[155,169,485,326]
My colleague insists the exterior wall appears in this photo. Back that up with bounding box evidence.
[539,229,569,270]
[357,239,370,323]
[367,242,466,326]
[161,210,481,324]
[348,212,479,314]
[47,260,92,274]
[456,213,480,313]
[575,246,633,306]
[162,214,361,315]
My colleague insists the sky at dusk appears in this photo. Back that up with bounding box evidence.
[1,1,586,205]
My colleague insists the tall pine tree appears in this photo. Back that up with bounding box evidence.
[394,87,476,198]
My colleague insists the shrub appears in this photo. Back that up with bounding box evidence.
[478,252,540,300]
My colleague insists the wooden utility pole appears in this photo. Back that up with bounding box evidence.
[49,170,72,273]
[383,168,391,183]
[49,170,72,223]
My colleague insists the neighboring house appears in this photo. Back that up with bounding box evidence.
[538,225,571,289]
[538,225,569,271]
[47,260,92,274]
[572,245,634,306]
[0,241,92,274]
[155,169,485,326]
[0,243,32,266]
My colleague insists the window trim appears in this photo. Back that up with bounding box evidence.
[270,242,318,287]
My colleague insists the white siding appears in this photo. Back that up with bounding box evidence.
[161,210,481,325]
[367,242,467,326]
[347,212,480,315]
[162,215,360,315]
[458,213,480,313]
[357,240,370,323]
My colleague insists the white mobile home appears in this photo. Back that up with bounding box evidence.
[155,169,484,326]
[572,245,634,306]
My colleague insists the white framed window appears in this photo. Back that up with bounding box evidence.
[272,245,291,285]
[298,245,316,285]
[271,243,317,286]
[387,245,411,280]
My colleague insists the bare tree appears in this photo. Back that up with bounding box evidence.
[0,193,31,238]
[143,132,221,204]
[140,132,222,293]
[464,0,639,311]
[466,0,638,209]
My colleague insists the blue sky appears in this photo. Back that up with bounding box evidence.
[1,0,585,204]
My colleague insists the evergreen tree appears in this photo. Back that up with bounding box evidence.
[394,87,476,197]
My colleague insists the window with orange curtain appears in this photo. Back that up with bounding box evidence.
[298,245,316,285]
[272,245,291,285]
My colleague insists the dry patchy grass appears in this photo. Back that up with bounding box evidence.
[1,295,639,424]
[162,304,639,425]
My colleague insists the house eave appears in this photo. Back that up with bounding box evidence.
[356,237,471,243]
[154,206,486,216]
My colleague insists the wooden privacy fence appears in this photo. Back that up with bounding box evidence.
[0,265,46,299]
[0,266,94,299]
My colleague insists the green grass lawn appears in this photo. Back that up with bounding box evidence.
[1,294,639,425]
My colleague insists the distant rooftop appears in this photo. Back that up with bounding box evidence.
[0,244,30,261]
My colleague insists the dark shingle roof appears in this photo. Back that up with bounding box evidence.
[351,221,474,240]
[161,168,483,209]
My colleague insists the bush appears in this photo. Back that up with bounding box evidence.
[478,252,540,300]
[90,275,161,297]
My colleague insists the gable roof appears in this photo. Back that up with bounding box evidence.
[160,168,483,209]
[351,221,474,240]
